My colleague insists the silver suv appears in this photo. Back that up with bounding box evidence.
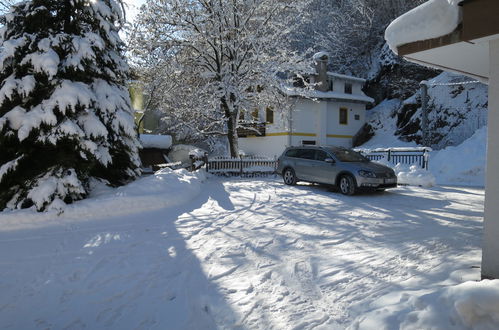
[277,146,397,195]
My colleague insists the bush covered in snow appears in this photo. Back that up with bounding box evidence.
[0,0,140,211]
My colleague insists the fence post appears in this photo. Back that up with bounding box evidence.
[240,156,243,176]
[423,149,430,170]
[420,81,429,146]
[387,149,392,162]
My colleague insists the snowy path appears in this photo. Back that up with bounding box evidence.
[0,177,484,329]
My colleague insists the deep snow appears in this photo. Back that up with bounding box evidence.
[0,171,490,329]
[385,0,461,54]
[363,96,487,187]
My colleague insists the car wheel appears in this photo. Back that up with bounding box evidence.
[339,174,356,195]
[283,168,297,185]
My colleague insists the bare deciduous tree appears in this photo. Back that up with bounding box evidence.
[130,0,311,156]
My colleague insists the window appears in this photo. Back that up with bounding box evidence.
[285,149,299,158]
[339,108,348,125]
[251,109,259,120]
[354,114,360,120]
[297,149,315,159]
[301,140,316,146]
[329,79,334,91]
[266,107,274,124]
[344,83,352,94]
[315,150,328,161]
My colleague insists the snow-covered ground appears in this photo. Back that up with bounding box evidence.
[0,172,490,329]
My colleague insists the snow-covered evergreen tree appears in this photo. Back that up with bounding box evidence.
[0,0,141,211]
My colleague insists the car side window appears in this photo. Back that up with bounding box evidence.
[285,149,299,158]
[297,149,315,160]
[315,150,328,161]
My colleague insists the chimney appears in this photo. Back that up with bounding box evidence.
[313,52,329,92]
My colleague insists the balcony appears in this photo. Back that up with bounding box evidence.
[237,122,266,137]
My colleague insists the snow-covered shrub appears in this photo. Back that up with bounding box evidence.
[0,0,141,211]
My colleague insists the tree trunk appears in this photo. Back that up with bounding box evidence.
[226,112,239,157]
[222,96,239,157]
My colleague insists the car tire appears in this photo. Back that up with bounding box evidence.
[339,174,356,195]
[283,168,297,185]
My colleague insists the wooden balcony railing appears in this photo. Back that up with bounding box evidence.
[237,122,266,137]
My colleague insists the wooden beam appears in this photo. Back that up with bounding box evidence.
[462,0,499,41]
[397,29,463,56]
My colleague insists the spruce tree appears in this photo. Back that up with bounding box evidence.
[0,0,141,211]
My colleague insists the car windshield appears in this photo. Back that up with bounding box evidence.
[327,147,369,162]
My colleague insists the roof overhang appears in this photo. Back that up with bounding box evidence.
[392,0,499,84]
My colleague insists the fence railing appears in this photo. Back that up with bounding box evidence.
[207,156,277,176]
[355,147,432,170]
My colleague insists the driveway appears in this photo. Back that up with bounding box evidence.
[0,177,484,329]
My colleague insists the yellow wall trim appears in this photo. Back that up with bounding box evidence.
[326,134,353,139]
[266,132,317,137]
[244,133,351,138]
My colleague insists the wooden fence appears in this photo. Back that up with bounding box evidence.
[355,147,432,170]
[206,156,278,176]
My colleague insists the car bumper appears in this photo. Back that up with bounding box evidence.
[356,176,398,188]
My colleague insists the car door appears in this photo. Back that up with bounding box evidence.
[293,149,316,181]
[310,150,337,184]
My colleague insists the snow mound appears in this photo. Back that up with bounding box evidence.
[431,126,487,186]
[385,0,461,54]
[395,163,436,187]
[350,280,499,330]
[0,169,205,230]
[374,158,436,187]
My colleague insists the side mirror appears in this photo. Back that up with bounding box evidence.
[325,158,335,164]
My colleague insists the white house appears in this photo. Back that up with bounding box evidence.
[238,53,374,158]
[385,0,499,279]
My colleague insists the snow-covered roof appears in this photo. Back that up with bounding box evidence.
[385,0,463,54]
[283,86,374,103]
[327,72,366,83]
[139,134,172,149]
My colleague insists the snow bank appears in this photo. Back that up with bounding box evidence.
[139,134,172,149]
[0,169,205,230]
[395,163,436,187]
[385,0,461,54]
[431,126,486,186]
[351,280,499,330]
[374,158,436,187]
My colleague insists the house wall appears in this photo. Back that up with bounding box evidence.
[326,102,365,147]
[238,97,367,157]
[331,79,363,95]
[291,99,322,145]
[481,38,499,279]
[238,135,289,158]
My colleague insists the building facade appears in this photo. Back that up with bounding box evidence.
[238,53,374,158]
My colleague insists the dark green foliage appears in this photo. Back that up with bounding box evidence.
[0,0,140,211]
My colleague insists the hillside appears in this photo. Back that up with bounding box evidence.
[364,67,488,150]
